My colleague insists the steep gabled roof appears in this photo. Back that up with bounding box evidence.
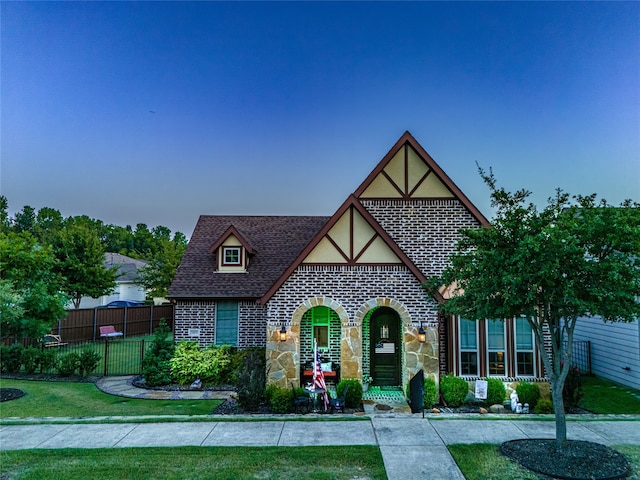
[168,216,330,299]
[259,195,445,304]
[354,131,489,226]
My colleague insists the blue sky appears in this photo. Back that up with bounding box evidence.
[2,2,638,237]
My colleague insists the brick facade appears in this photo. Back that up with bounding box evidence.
[174,300,267,348]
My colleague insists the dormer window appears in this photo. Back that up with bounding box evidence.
[223,247,241,266]
[209,225,254,273]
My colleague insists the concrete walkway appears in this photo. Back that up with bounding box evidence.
[1,376,639,480]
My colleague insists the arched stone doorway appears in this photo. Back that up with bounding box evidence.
[368,307,402,386]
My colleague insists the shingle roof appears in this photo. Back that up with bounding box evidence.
[103,252,148,283]
[168,215,330,299]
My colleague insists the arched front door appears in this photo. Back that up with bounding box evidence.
[370,307,401,386]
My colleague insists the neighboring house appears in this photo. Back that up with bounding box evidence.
[572,315,640,390]
[76,253,148,309]
[169,132,547,389]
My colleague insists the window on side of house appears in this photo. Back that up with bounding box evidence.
[216,301,238,346]
[311,306,330,349]
[487,319,506,376]
[459,317,478,376]
[222,247,241,266]
[515,317,535,376]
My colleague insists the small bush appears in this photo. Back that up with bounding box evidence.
[423,377,439,409]
[170,341,233,385]
[485,378,507,406]
[142,320,175,387]
[516,381,541,410]
[264,383,279,406]
[39,349,57,373]
[335,379,363,408]
[78,348,101,376]
[0,344,24,373]
[268,386,293,414]
[57,352,80,376]
[235,349,266,412]
[440,375,469,407]
[534,397,554,414]
[21,347,40,374]
[563,366,584,408]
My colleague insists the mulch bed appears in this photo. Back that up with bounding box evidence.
[501,439,631,480]
[0,388,25,402]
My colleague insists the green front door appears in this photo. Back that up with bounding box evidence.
[370,307,401,386]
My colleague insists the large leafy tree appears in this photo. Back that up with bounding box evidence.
[52,219,119,309]
[426,169,640,450]
[0,231,68,339]
[139,232,187,298]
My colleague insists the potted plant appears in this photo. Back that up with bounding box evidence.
[362,374,373,392]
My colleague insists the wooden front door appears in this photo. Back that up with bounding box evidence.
[370,307,401,386]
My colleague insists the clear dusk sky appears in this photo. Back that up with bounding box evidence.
[2,1,639,238]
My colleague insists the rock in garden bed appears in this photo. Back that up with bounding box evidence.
[501,439,630,479]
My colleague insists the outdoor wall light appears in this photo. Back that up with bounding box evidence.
[279,325,287,342]
[417,324,426,343]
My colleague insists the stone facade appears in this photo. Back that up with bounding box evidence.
[265,264,440,387]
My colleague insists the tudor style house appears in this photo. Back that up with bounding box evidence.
[168,132,545,389]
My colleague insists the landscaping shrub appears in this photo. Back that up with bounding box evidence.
[534,397,554,414]
[170,341,234,385]
[423,377,439,409]
[264,383,279,406]
[235,349,266,412]
[142,320,175,387]
[57,352,81,376]
[0,344,24,373]
[78,348,101,376]
[563,365,584,408]
[335,379,363,408]
[21,347,40,374]
[39,349,57,373]
[485,378,506,406]
[267,386,293,414]
[440,375,469,407]
[516,381,541,410]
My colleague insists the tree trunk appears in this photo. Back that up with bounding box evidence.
[551,377,567,451]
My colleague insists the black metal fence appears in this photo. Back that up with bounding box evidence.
[23,337,152,376]
[564,340,591,375]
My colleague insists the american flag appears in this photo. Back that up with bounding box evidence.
[313,339,329,410]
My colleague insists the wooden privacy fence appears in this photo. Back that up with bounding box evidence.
[51,305,174,342]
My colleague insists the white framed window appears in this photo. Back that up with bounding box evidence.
[487,319,506,376]
[458,318,478,376]
[515,317,535,376]
[215,301,238,346]
[222,247,241,266]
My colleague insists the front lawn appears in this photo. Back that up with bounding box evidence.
[580,376,640,414]
[0,379,219,419]
[0,446,387,480]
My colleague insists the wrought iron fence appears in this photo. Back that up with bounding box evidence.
[563,340,591,375]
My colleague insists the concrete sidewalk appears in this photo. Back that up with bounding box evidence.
[2,417,639,479]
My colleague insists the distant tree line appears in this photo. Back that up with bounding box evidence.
[0,195,186,339]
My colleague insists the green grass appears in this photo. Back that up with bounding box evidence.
[0,379,219,419]
[580,376,640,414]
[449,443,640,480]
[0,446,387,480]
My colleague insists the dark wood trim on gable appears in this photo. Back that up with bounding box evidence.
[354,131,490,226]
[259,195,444,304]
[208,225,255,255]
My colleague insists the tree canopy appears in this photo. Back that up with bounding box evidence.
[426,168,640,449]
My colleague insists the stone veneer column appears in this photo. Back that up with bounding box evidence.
[266,321,298,388]
[341,320,362,380]
[405,324,439,382]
